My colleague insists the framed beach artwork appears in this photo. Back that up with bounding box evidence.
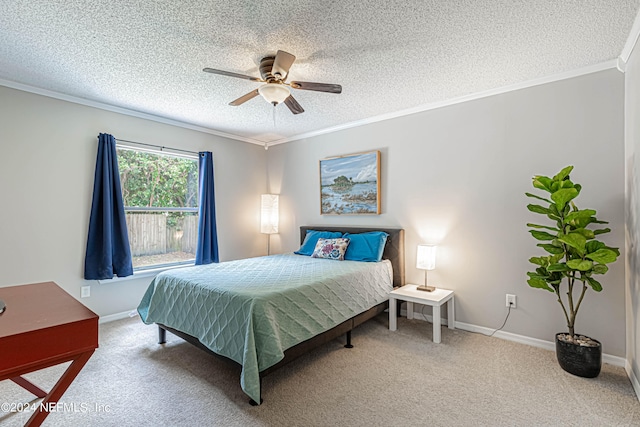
[320,150,381,215]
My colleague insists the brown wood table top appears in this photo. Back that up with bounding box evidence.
[0,281,98,426]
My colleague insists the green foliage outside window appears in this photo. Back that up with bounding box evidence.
[117,149,198,209]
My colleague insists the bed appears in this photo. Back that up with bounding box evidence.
[137,226,405,404]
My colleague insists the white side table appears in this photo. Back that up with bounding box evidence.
[389,285,455,343]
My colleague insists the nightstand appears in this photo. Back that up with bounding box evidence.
[389,285,455,343]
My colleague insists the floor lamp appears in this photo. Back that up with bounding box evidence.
[260,194,279,255]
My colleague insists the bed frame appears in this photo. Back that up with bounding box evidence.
[156,226,404,404]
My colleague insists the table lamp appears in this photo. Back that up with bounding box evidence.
[416,244,436,292]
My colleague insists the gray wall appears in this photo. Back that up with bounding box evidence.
[625,38,640,385]
[0,86,267,316]
[268,69,626,357]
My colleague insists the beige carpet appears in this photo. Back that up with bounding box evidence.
[1,314,639,426]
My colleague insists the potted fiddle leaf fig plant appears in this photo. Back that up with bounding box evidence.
[526,166,619,378]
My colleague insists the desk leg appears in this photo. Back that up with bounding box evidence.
[25,350,94,427]
[389,297,397,331]
[10,376,47,398]
[433,305,441,344]
[406,302,414,320]
[448,296,455,330]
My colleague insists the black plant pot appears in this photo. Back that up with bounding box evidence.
[555,333,602,378]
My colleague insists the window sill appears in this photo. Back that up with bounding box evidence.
[97,263,193,284]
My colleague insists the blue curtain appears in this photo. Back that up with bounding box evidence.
[84,133,133,279]
[195,151,219,264]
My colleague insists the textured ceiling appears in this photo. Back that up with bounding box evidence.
[1,1,639,145]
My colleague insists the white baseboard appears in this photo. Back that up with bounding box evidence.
[99,309,139,324]
[402,308,627,368]
[626,360,640,403]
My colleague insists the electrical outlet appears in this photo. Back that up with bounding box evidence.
[506,294,517,308]
[81,286,91,298]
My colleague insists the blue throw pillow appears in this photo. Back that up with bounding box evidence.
[343,231,389,262]
[295,230,343,256]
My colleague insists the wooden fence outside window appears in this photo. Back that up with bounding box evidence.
[125,213,198,256]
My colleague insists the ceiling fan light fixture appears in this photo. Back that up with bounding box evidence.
[258,83,290,105]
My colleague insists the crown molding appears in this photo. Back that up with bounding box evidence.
[268,60,619,146]
[620,7,640,65]
[0,78,264,146]
[618,57,627,72]
[1,60,619,148]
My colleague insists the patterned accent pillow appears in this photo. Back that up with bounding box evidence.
[311,238,351,261]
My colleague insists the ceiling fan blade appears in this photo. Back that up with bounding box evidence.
[272,50,296,80]
[229,89,260,106]
[290,81,342,94]
[203,68,263,82]
[284,95,304,115]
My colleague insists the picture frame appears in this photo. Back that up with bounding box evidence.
[319,150,381,215]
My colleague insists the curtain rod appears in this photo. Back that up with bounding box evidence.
[112,138,200,156]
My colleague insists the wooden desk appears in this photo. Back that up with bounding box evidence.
[0,282,98,426]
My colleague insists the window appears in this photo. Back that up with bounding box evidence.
[116,146,199,270]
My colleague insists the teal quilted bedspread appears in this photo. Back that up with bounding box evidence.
[137,253,393,403]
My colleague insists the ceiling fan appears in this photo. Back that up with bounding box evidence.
[203,50,342,115]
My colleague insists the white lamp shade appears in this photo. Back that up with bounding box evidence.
[260,194,279,234]
[416,244,436,270]
[258,84,290,105]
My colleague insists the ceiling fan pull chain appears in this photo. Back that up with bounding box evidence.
[272,104,276,127]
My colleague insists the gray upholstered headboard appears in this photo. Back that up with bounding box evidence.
[299,226,405,288]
